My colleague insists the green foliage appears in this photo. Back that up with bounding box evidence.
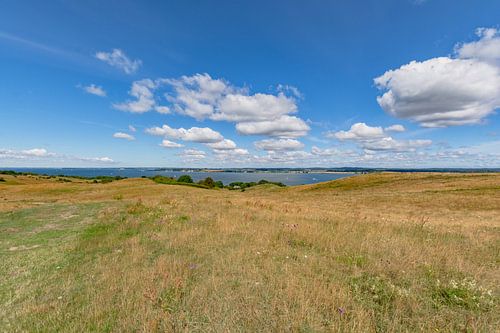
[81,222,116,241]
[350,274,397,309]
[336,253,368,267]
[92,176,126,184]
[198,177,215,188]
[158,285,185,314]
[177,175,194,183]
[0,170,37,177]
[150,175,209,189]
[431,278,495,311]
[151,175,176,184]
[177,215,190,223]
[349,274,407,332]
[227,179,286,190]
[151,174,225,190]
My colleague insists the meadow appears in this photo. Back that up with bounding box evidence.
[0,172,498,332]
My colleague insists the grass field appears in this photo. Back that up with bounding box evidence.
[0,172,499,332]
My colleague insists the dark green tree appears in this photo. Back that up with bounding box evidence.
[199,177,215,188]
[177,175,194,183]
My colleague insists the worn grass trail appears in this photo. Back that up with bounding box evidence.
[0,173,499,332]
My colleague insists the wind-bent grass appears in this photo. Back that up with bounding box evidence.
[0,172,499,332]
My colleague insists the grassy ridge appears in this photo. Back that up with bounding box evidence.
[0,172,499,332]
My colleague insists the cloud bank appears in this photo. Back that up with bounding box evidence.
[331,122,432,152]
[117,73,310,138]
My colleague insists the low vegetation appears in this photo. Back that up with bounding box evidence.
[150,174,281,190]
[0,170,126,184]
[0,172,498,332]
[227,179,286,190]
[149,175,215,189]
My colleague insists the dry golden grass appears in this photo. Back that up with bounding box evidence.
[0,172,499,332]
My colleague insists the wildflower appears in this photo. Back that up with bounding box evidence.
[337,307,345,316]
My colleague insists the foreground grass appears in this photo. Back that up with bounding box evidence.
[0,173,499,332]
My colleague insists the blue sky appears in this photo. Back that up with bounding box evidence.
[1,0,499,168]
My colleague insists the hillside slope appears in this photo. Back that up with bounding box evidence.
[1,173,499,332]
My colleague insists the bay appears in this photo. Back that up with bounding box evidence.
[6,168,356,186]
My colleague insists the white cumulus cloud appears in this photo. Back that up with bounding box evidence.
[113,79,171,114]
[179,149,207,161]
[311,146,340,156]
[214,93,297,122]
[117,73,310,138]
[362,137,432,152]
[160,139,183,148]
[332,123,386,140]
[0,148,114,166]
[165,73,232,120]
[113,79,157,113]
[212,148,250,159]
[455,27,500,65]
[155,106,170,114]
[145,124,224,143]
[375,28,500,128]
[331,122,432,152]
[254,138,304,151]
[82,156,114,163]
[206,139,237,150]
[82,84,106,97]
[384,124,405,132]
[236,115,310,138]
[113,132,135,140]
[22,148,54,157]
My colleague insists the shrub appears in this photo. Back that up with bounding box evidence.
[227,179,286,190]
[0,177,5,182]
[198,177,215,188]
[94,176,126,183]
[151,175,176,184]
[150,175,210,189]
[177,175,194,183]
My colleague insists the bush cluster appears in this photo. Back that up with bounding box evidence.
[197,177,223,189]
[227,179,286,190]
[151,175,285,190]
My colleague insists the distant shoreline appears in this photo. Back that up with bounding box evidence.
[0,169,357,187]
[2,167,499,174]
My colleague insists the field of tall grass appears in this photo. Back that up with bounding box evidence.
[0,172,499,332]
